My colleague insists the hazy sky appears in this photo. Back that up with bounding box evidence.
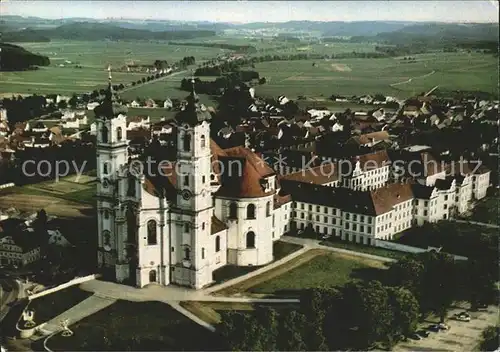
[2,1,498,23]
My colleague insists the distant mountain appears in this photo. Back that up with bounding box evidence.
[233,20,415,36]
[1,22,216,42]
[1,29,50,42]
[0,16,497,43]
[0,42,50,71]
[371,22,499,44]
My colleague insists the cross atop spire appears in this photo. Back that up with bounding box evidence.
[186,70,199,106]
[107,65,112,87]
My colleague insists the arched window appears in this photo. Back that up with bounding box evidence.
[127,177,135,197]
[202,222,205,230]
[215,235,220,252]
[101,126,108,143]
[147,220,157,245]
[229,202,238,219]
[266,201,271,217]
[184,246,191,260]
[246,231,255,248]
[246,204,256,219]
[183,133,191,151]
[116,127,123,141]
[200,134,206,148]
[102,162,108,175]
[103,230,111,246]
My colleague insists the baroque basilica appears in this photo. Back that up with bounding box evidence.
[96,79,291,289]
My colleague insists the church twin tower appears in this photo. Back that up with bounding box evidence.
[95,79,219,288]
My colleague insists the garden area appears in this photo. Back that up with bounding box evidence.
[46,300,225,351]
[249,251,387,296]
[27,285,92,325]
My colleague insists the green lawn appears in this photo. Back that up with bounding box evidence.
[27,286,92,325]
[1,40,228,95]
[46,300,225,351]
[246,52,497,99]
[250,252,386,296]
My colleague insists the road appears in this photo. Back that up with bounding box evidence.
[119,69,188,94]
[450,219,499,229]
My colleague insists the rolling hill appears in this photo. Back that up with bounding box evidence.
[1,22,216,42]
[0,42,50,71]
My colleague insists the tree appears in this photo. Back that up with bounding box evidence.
[300,289,330,350]
[343,281,393,348]
[420,252,457,322]
[68,94,78,109]
[467,259,497,310]
[387,256,425,299]
[387,287,420,339]
[277,310,307,351]
[479,326,499,351]
[253,307,279,351]
[57,100,67,109]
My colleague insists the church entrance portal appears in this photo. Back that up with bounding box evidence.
[149,270,157,283]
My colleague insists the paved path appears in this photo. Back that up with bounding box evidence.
[168,301,216,332]
[280,236,396,263]
[425,85,439,96]
[450,219,499,229]
[390,70,436,87]
[32,295,116,341]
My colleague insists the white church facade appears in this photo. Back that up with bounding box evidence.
[95,82,291,289]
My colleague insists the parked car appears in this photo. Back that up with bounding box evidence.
[454,312,471,321]
[477,303,488,310]
[417,330,430,338]
[428,324,441,332]
[438,323,450,330]
[410,333,422,340]
[321,234,331,240]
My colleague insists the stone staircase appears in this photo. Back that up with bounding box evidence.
[32,295,116,340]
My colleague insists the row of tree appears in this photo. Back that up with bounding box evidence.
[169,41,258,53]
[219,250,498,351]
[180,71,260,95]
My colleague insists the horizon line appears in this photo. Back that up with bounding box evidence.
[3,14,498,25]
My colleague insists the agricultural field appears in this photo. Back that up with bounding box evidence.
[119,74,216,105]
[268,42,380,56]
[0,40,228,96]
[174,35,287,50]
[248,52,497,99]
[0,174,96,217]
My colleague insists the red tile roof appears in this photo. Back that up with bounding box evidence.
[280,163,338,185]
